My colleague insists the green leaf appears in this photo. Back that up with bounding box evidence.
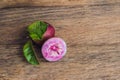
[23,41,39,65]
[29,34,40,40]
[27,21,48,41]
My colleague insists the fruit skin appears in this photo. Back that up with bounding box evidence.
[34,22,55,46]
[41,37,67,62]
[42,23,55,41]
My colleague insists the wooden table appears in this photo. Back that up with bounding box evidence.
[0,0,120,80]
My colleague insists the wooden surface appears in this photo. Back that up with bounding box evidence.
[1,0,120,9]
[0,0,120,80]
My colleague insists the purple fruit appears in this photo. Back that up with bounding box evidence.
[41,37,67,61]
[42,23,55,41]
[36,23,55,45]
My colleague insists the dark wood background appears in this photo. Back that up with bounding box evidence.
[0,0,120,80]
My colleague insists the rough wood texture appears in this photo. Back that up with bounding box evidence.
[0,0,120,80]
[0,0,120,8]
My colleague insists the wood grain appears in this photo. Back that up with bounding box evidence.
[0,1,120,80]
[0,0,120,8]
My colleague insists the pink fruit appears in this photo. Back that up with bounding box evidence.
[42,23,55,41]
[41,37,67,61]
[34,22,55,45]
